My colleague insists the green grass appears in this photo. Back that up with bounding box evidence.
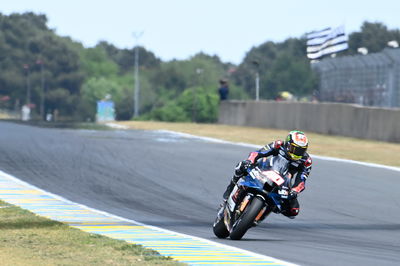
[0,201,184,265]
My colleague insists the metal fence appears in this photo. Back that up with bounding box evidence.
[312,48,400,108]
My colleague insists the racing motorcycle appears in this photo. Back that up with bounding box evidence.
[213,154,294,240]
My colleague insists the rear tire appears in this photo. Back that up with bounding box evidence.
[230,196,264,240]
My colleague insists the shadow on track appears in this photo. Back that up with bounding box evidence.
[261,222,400,231]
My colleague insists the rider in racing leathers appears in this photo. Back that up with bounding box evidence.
[222,130,312,218]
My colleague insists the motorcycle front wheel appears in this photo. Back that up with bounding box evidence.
[229,196,264,240]
[213,206,229,238]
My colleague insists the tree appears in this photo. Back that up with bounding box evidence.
[1,12,398,122]
[80,47,119,78]
[97,41,161,73]
[145,87,219,123]
[233,38,315,99]
[0,12,83,117]
[348,22,400,54]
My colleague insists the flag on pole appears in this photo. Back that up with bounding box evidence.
[306,25,348,60]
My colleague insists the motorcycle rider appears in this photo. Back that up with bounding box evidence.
[222,130,312,218]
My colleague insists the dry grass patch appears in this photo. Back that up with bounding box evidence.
[117,121,400,167]
[0,201,184,266]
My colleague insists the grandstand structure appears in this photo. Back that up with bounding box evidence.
[312,48,400,108]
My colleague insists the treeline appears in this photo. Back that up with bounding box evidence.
[234,22,400,100]
[1,13,399,122]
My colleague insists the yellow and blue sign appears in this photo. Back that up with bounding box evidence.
[97,100,115,122]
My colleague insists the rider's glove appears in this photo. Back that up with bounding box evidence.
[241,160,253,171]
[288,190,298,199]
[235,160,253,177]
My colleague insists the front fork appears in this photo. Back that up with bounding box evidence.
[254,204,274,225]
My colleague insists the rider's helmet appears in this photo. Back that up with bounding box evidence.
[285,130,308,161]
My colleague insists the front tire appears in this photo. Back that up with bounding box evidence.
[213,206,229,238]
[230,196,264,240]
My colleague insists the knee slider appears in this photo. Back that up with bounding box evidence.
[290,208,299,216]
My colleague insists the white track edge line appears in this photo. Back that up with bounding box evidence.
[0,169,299,266]
[105,123,129,129]
[155,129,400,173]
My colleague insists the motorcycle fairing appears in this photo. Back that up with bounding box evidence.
[238,174,264,190]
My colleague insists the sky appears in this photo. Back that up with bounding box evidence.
[1,0,399,64]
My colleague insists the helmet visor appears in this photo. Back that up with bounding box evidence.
[287,143,306,158]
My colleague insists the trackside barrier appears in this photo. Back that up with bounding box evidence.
[218,100,400,143]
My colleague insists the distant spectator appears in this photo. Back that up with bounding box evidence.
[218,79,229,101]
[53,109,59,122]
[276,91,294,101]
[21,105,30,121]
[46,111,53,122]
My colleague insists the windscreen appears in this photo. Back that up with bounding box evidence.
[269,155,289,176]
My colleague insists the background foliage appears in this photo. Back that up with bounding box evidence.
[1,12,399,122]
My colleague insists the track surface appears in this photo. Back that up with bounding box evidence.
[0,121,399,265]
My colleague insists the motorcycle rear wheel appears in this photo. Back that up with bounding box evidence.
[230,196,264,240]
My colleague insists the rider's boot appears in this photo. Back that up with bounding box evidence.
[222,181,235,200]
[222,174,241,200]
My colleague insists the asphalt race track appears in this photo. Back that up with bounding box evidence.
[0,121,399,266]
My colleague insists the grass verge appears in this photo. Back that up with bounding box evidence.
[116,121,400,168]
[0,201,184,266]
[7,120,112,131]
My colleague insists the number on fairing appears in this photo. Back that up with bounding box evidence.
[264,171,284,185]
